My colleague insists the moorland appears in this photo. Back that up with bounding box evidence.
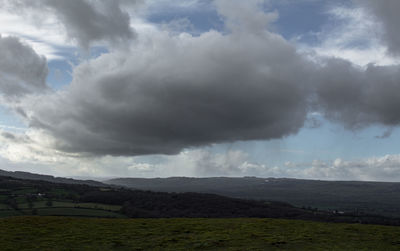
[0,170,399,250]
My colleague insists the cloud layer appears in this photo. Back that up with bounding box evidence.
[0,35,48,98]
[1,0,400,175]
[15,2,312,156]
[2,0,139,48]
[314,59,400,128]
[359,0,400,56]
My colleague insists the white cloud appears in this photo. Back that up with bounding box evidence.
[0,125,25,132]
[0,130,270,178]
[144,0,212,15]
[284,155,400,182]
[357,0,400,57]
[0,9,69,60]
[300,4,400,67]
[2,126,400,182]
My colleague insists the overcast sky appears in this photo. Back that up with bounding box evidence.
[1,0,400,181]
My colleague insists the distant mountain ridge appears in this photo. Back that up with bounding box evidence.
[0,169,105,187]
[105,176,400,218]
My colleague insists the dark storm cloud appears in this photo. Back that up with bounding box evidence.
[43,0,137,48]
[2,0,138,49]
[0,36,48,98]
[358,0,400,56]
[22,29,311,156]
[314,58,400,128]
[17,2,313,156]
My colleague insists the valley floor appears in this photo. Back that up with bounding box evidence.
[0,217,399,250]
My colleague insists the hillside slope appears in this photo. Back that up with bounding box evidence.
[106,176,400,217]
[0,175,398,225]
[0,169,104,187]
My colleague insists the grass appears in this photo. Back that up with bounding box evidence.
[0,195,123,219]
[15,196,27,204]
[71,202,121,211]
[17,201,121,211]
[0,208,125,218]
[48,188,76,197]
[0,203,10,210]
[0,210,22,217]
[0,217,399,250]
[12,188,38,195]
[0,205,125,218]
[29,208,126,218]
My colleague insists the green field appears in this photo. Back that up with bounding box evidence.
[0,217,399,250]
[22,208,126,218]
[0,208,126,218]
[0,179,125,219]
[17,201,122,211]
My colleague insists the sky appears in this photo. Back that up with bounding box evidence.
[1,0,400,181]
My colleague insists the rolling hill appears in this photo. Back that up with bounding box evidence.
[0,169,105,187]
[106,176,400,218]
[0,174,398,225]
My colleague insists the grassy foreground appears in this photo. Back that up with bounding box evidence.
[0,217,400,250]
